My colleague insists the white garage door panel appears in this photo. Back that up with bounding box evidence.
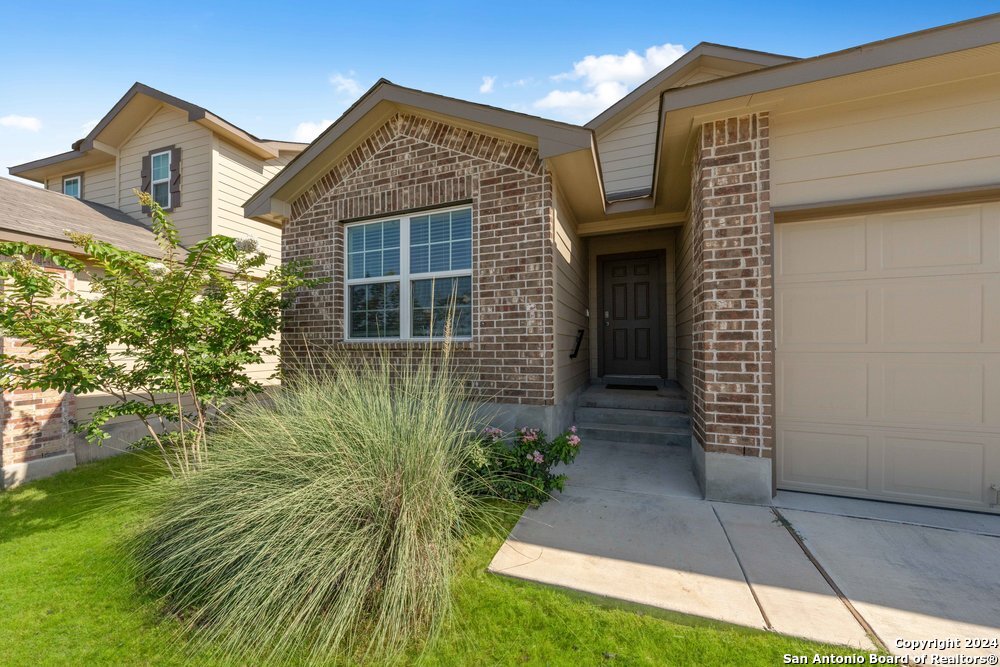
[779,356,868,419]
[779,287,867,347]
[880,279,982,346]
[779,427,871,491]
[776,202,1000,511]
[779,423,991,506]
[778,217,868,276]
[881,361,983,425]
[879,206,982,269]
[881,434,985,504]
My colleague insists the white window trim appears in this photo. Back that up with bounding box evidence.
[151,150,172,209]
[343,204,474,342]
[62,175,81,199]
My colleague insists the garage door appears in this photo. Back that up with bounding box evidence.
[775,202,1000,511]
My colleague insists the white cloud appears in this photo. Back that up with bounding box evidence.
[291,71,366,143]
[329,72,362,98]
[535,41,686,122]
[81,118,99,134]
[479,75,496,94]
[0,114,42,132]
[293,119,335,142]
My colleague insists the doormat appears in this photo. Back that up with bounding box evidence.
[605,384,658,391]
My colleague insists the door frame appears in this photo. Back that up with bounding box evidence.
[596,249,668,379]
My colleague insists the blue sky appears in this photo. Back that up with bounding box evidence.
[2,1,997,179]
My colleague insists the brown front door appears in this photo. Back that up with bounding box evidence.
[600,252,664,377]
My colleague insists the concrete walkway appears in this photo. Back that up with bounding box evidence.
[489,439,1000,657]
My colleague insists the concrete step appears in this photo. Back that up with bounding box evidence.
[574,406,690,429]
[576,422,690,447]
[577,389,687,412]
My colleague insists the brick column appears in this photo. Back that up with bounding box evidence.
[689,113,774,502]
[0,267,78,488]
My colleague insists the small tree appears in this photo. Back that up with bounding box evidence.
[0,190,317,476]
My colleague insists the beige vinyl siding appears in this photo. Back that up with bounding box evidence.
[594,65,749,198]
[118,105,213,247]
[596,98,659,196]
[552,188,589,402]
[45,164,115,207]
[71,267,151,451]
[675,217,695,393]
[212,139,297,385]
[771,75,1000,208]
[83,163,116,207]
[213,138,293,271]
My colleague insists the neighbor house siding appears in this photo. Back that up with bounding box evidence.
[83,163,117,207]
[771,75,1000,207]
[213,137,293,271]
[0,265,76,485]
[118,105,213,246]
[552,185,589,403]
[212,140,295,385]
[45,164,115,208]
[596,98,659,196]
[283,113,556,409]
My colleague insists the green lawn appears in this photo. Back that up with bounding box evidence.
[1,455,870,666]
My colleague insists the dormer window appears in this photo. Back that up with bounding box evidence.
[62,175,81,199]
[151,150,171,208]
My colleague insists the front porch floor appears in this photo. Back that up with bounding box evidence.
[488,438,1000,658]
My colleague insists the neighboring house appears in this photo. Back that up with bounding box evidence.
[246,14,1000,513]
[1,84,305,487]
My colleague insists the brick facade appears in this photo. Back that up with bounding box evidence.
[0,267,77,480]
[283,113,556,406]
[689,113,774,459]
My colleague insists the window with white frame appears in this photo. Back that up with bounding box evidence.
[151,150,171,208]
[345,206,473,340]
[62,175,81,199]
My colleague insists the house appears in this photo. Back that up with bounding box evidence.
[1,84,305,487]
[245,13,1000,512]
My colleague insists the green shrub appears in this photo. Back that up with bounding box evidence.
[129,350,497,665]
[475,426,582,504]
[0,191,317,477]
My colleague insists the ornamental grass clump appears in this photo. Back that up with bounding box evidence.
[129,350,496,665]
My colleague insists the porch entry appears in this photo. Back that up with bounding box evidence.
[598,251,666,378]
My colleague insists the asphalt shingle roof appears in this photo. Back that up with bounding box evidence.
[0,177,163,257]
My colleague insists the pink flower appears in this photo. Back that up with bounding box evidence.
[569,425,577,434]
[519,427,539,443]
[482,427,503,441]
[568,435,580,446]
[531,450,544,464]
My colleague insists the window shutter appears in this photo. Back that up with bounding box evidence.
[169,147,182,209]
[140,154,151,214]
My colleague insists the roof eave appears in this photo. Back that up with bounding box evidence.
[244,80,595,222]
[660,12,1000,113]
[585,43,798,132]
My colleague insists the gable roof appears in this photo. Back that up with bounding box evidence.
[243,79,600,222]
[659,12,1000,113]
[651,11,1000,214]
[9,83,306,181]
[0,177,163,257]
[585,43,797,131]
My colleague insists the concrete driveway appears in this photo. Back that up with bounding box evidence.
[489,440,1000,659]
